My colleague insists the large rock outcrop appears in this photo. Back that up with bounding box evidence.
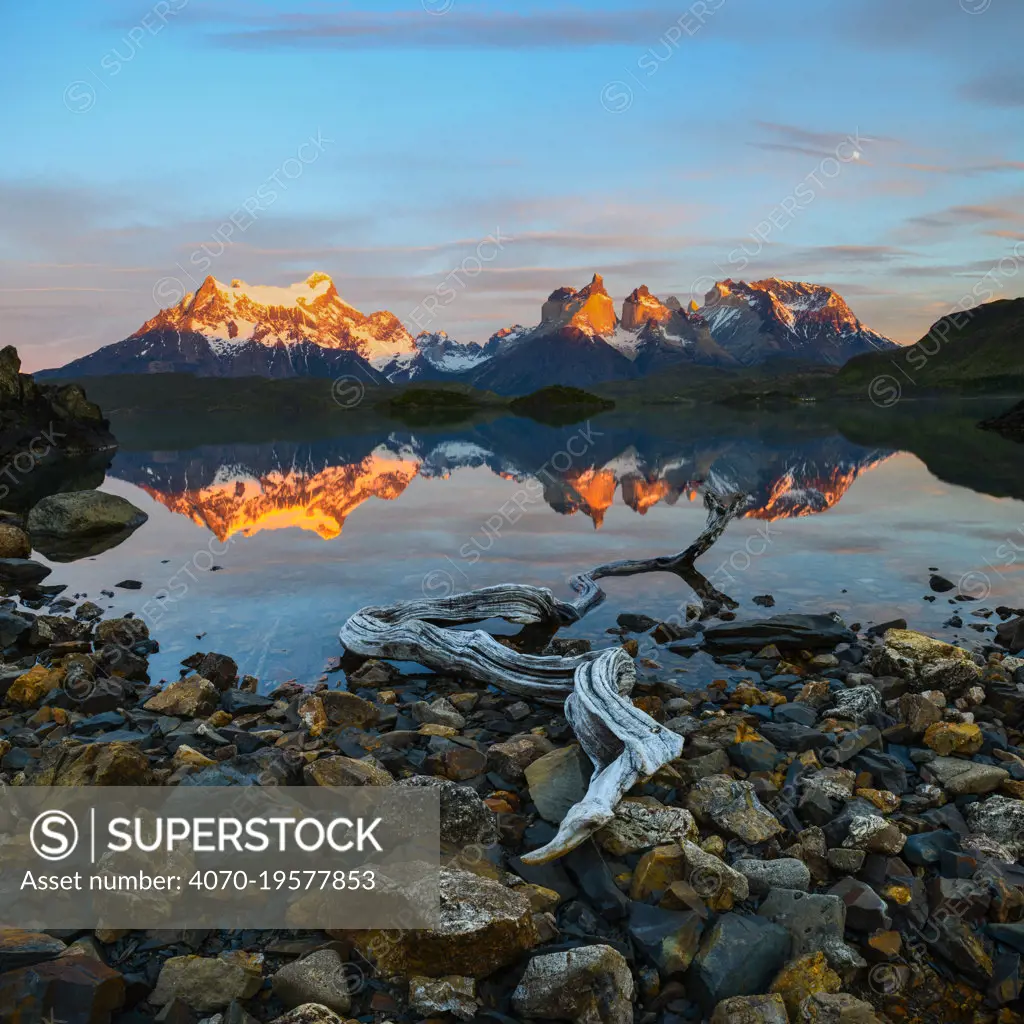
[0,346,115,465]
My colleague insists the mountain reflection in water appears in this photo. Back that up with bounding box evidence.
[108,418,892,541]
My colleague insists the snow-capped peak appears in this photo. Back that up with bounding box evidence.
[134,273,415,363]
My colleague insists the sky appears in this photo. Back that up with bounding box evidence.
[1,0,1022,371]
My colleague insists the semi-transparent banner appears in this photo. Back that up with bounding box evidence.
[0,786,439,930]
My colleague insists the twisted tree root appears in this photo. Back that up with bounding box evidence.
[339,489,749,862]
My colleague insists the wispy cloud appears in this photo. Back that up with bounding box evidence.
[748,120,895,159]
[203,6,698,51]
[960,72,1024,108]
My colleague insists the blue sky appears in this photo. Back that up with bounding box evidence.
[1,0,1022,369]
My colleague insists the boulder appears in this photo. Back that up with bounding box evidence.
[512,945,633,1024]
[758,889,863,970]
[965,796,1024,855]
[686,913,791,1012]
[680,840,750,910]
[143,675,219,718]
[6,663,64,707]
[0,523,30,558]
[320,690,379,729]
[627,902,705,977]
[27,490,147,539]
[0,557,51,585]
[525,745,591,824]
[151,952,263,1011]
[770,951,841,1017]
[923,721,983,756]
[924,756,1009,796]
[0,955,125,1024]
[868,629,981,695]
[409,975,478,1020]
[271,949,351,1014]
[0,929,66,972]
[352,868,539,978]
[29,740,153,786]
[398,776,498,846]
[487,734,554,782]
[799,991,884,1023]
[734,858,810,896]
[304,756,393,787]
[686,775,784,844]
[595,797,698,856]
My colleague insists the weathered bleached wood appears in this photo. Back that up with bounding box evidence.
[338,487,748,860]
[521,647,684,863]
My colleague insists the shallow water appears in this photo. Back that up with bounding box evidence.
[31,403,1024,688]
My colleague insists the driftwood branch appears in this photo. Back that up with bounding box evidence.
[339,487,749,861]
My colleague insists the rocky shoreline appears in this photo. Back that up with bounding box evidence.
[2,538,1024,1024]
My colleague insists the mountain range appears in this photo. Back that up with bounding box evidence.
[43,272,898,395]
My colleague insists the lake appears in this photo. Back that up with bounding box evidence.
[27,399,1024,689]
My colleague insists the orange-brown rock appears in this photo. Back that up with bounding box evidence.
[350,869,539,978]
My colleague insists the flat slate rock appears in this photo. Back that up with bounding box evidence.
[0,558,51,585]
[703,614,856,653]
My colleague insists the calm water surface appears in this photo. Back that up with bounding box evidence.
[31,405,1024,688]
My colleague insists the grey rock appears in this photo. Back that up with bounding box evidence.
[686,913,791,1012]
[0,558,51,585]
[267,1007,347,1024]
[409,975,478,1021]
[512,945,634,1024]
[733,858,810,896]
[826,849,866,874]
[924,756,1009,796]
[686,776,784,844]
[410,697,466,730]
[828,878,891,932]
[398,776,498,846]
[271,950,351,1015]
[703,614,856,654]
[711,994,789,1024]
[525,745,591,824]
[829,685,881,725]
[28,490,147,538]
[758,888,865,969]
[151,953,263,1011]
[965,796,1024,855]
[799,992,884,1023]
[595,798,697,856]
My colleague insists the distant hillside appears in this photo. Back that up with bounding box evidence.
[835,297,1024,396]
